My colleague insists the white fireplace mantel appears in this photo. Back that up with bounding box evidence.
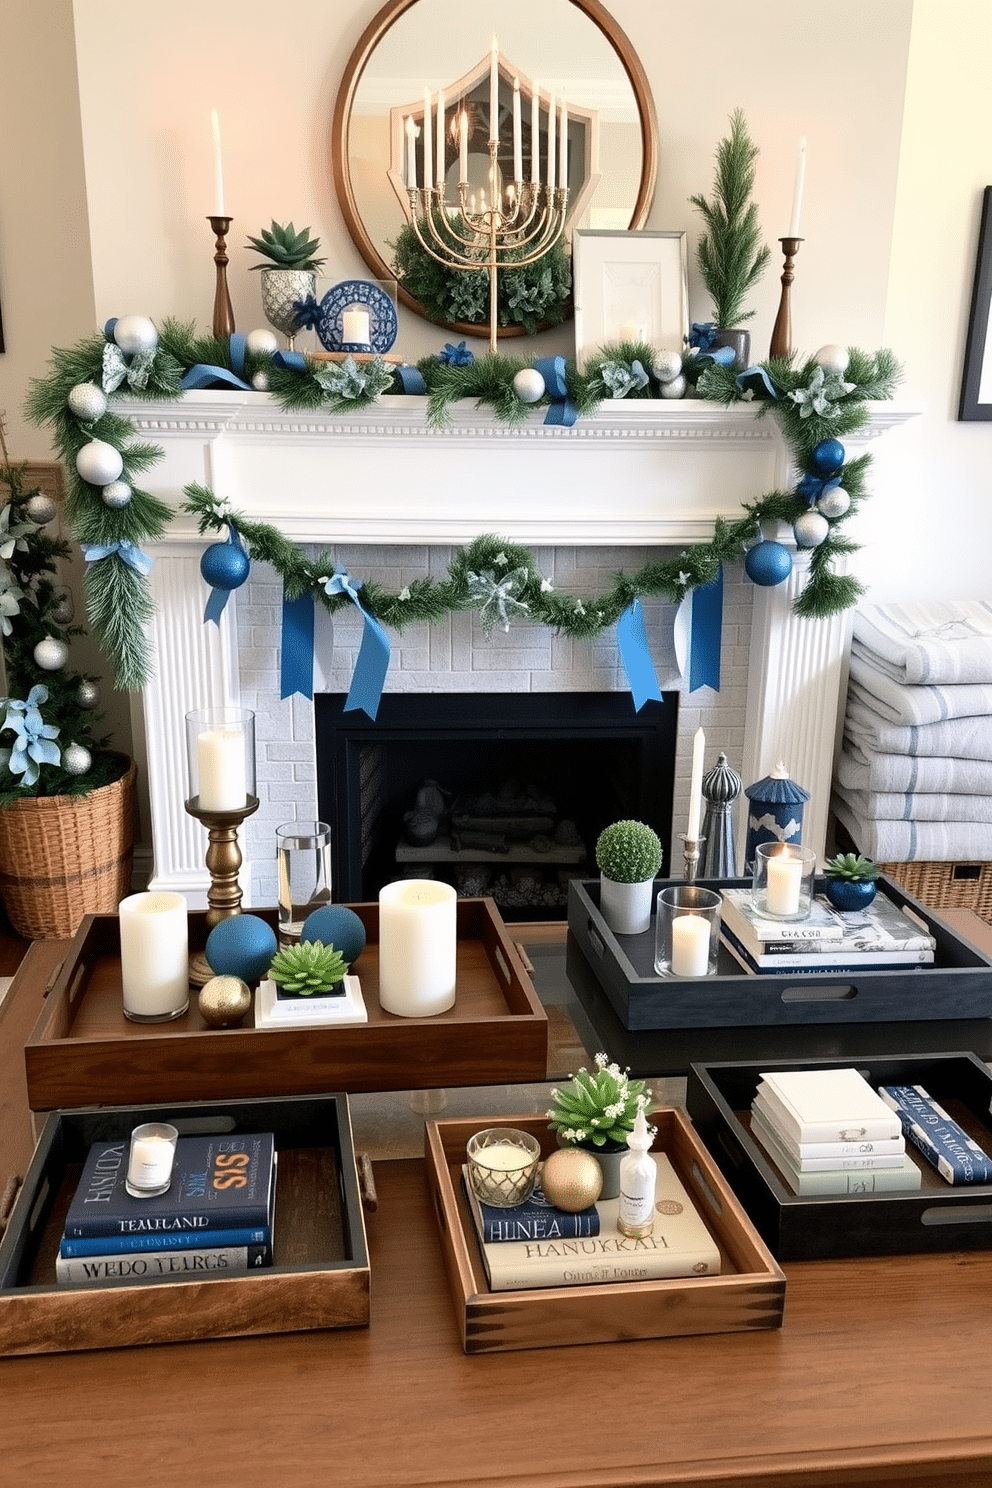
[121,393,920,900]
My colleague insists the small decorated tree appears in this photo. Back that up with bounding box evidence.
[689,109,771,338]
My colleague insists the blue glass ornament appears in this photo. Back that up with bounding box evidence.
[205,914,277,984]
[744,540,793,587]
[200,540,250,592]
[809,438,845,476]
[302,904,367,966]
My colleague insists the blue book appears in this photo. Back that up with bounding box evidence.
[878,1086,992,1184]
[464,1174,599,1242]
[63,1132,276,1239]
[60,1225,270,1258]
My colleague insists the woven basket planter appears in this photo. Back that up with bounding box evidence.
[0,751,136,940]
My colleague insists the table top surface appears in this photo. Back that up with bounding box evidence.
[1,914,991,1488]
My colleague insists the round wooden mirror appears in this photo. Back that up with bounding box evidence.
[330,0,658,339]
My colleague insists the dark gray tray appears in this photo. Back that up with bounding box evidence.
[685,1051,992,1260]
[567,876,992,1030]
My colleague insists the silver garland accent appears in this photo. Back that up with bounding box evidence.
[465,566,531,636]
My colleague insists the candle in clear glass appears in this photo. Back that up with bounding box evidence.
[185,707,254,811]
[126,1122,179,1197]
[671,913,710,976]
[342,307,371,347]
[767,851,802,916]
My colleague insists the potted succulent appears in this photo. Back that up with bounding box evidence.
[246,220,326,346]
[689,109,771,368]
[595,818,662,935]
[267,939,349,997]
[547,1053,653,1198]
[823,852,881,911]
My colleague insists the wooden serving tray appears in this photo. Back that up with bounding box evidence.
[24,898,548,1111]
[425,1109,786,1354]
[0,1093,370,1356]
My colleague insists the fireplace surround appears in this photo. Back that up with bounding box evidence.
[120,392,917,906]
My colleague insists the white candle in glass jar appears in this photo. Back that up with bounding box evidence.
[119,892,190,1020]
[378,879,457,1017]
[766,850,803,916]
[671,913,710,977]
[196,725,246,810]
[342,307,371,347]
[127,1125,178,1193]
[477,1142,530,1173]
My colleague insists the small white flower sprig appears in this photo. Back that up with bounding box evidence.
[547,1053,654,1150]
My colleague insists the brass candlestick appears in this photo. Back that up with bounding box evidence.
[769,237,802,360]
[208,215,236,339]
[184,794,260,986]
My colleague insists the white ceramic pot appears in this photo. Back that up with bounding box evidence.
[599,874,655,936]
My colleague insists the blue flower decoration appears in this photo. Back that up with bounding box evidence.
[439,340,474,366]
[687,322,718,352]
[1,683,61,787]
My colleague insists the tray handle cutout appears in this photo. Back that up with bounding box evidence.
[920,1204,992,1226]
[779,982,858,1003]
[690,1160,723,1219]
[586,921,605,960]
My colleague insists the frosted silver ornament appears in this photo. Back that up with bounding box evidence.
[62,742,92,776]
[25,493,57,525]
[814,344,849,375]
[67,382,108,422]
[76,439,123,487]
[101,479,133,509]
[653,349,683,382]
[251,371,270,391]
[816,486,851,518]
[245,328,278,354]
[113,314,158,356]
[34,636,69,670]
[77,678,100,709]
[660,374,688,399]
[793,510,830,548]
[51,591,74,625]
[512,368,546,404]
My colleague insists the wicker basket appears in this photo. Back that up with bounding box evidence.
[880,859,992,921]
[0,752,136,940]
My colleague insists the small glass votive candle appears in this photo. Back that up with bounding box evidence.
[654,884,722,977]
[184,706,256,812]
[752,842,817,920]
[466,1127,541,1208]
[125,1122,179,1198]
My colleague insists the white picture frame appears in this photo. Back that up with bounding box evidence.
[572,229,689,372]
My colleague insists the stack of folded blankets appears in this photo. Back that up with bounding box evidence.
[832,600,992,863]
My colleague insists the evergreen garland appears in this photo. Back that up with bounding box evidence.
[24,318,901,694]
[690,109,771,328]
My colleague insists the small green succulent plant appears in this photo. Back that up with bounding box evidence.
[824,852,880,882]
[547,1053,652,1149]
[246,220,326,272]
[595,819,662,884]
[268,939,347,995]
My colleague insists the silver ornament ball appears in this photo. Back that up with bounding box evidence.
[251,371,270,391]
[653,349,683,383]
[817,486,851,519]
[814,344,849,375]
[76,678,100,709]
[67,382,108,422]
[793,510,830,548]
[512,368,546,404]
[113,314,159,356]
[76,439,123,488]
[246,328,278,355]
[62,742,92,776]
[101,479,133,509]
[51,591,75,625]
[25,493,58,525]
[34,636,69,671]
[660,374,688,399]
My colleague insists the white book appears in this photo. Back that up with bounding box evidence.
[748,1115,923,1196]
[757,1067,902,1145]
[749,1094,905,1160]
[750,1105,905,1171]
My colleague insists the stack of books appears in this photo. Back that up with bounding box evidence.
[720,887,937,975]
[56,1131,277,1286]
[749,1067,922,1195]
[462,1161,721,1291]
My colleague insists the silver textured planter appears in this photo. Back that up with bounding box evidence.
[259,268,316,346]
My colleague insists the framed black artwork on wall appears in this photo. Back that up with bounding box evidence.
[959,184,992,420]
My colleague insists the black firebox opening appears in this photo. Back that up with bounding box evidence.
[315,692,678,921]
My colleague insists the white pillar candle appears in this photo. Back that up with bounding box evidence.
[489,37,499,144]
[766,851,803,916]
[342,307,371,347]
[530,82,540,185]
[789,136,807,237]
[559,100,568,189]
[686,725,705,840]
[210,108,224,215]
[512,78,522,182]
[378,879,457,1017]
[436,89,445,186]
[422,89,433,190]
[119,892,190,1021]
[547,93,556,190]
[405,116,417,189]
[459,109,468,186]
[671,913,710,977]
[196,725,247,810]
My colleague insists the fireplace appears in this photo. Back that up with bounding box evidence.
[315,692,678,919]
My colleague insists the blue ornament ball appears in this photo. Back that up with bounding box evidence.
[200,541,250,592]
[744,540,793,587]
[302,904,367,966]
[205,914,277,984]
[809,438,845,476]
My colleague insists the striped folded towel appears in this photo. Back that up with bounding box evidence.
[837,739,992,795]
[848,656,992,727]
[852,600,992,685]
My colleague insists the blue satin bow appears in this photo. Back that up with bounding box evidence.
[322,570,391,720]
[81,540,153,576]
[795,471,842,507]
[687,322,718,351]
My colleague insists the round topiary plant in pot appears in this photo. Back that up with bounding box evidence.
[595,818,662,936]
[823,852,880,911]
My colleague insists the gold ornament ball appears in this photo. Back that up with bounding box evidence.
[198,975,252,1028]
[540,1147,603,1212]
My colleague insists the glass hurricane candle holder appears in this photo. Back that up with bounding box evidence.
[466,1127,541,1208]
[185,706,256,810]
[654,884,722,978]
[753,842,817,920]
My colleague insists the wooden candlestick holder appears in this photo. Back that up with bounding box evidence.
[184,793,259,985]
[769,237,802,360]
[207,215,236,339]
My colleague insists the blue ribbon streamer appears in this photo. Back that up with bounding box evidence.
[280,591,316,700]
[322,571,391,720]
[736,365,779,399]
[533,356,577,427]
[181,363,252,392]
[694,345,736,369]
[688,566,724,692]
[396,364,428,394]
[81,540,153,576]
[795,471,842,507]
[616,600,662,711]
[204,526,247,625]
[273,349,309,373]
